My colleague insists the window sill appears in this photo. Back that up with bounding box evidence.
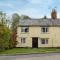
[41,32,49,34]
[41,44,48,45]
[21,32,29,34]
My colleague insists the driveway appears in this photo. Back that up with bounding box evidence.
[0,53,60,60]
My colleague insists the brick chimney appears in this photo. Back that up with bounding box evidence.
[51,9,57,19]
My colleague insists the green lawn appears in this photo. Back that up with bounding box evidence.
[0,48,60,55]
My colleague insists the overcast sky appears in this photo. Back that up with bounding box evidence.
[0,0,60,18]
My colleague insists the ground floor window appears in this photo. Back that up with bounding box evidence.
[21,37,26,43]
[41,38,48,44]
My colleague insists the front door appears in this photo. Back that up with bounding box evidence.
[32,37,38,48]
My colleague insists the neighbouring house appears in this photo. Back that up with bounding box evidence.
[16,9,60,48]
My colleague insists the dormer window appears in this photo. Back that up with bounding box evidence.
[21,27,29,32]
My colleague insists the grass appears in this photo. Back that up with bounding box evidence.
[0,48,60,55]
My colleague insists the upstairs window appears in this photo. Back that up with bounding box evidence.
[21,27,29,32]
[41,27,48,33]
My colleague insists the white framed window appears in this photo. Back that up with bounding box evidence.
[21,27,29,32]
[21,37,26,43]
[41,38,48,44]
[41,27,48,33]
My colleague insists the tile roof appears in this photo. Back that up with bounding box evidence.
[19,19,60,26]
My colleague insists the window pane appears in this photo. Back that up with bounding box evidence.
[46,28,48,32]
[21,27,25,32]
[46,39,48,44]
[23,38,25,43]
[25,27,29,32]
[42,28,45,32]
[41,39,45,44]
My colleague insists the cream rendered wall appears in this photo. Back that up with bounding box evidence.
[16,26,60,47]
[16,27,32,47]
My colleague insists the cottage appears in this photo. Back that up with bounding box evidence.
[16,9,60,48]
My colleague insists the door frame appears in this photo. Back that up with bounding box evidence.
[32,37,38,48]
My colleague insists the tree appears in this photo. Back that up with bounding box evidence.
[11,13,20,47]
[0,23,11,51]
[0,11,14,51]
[11,13,20,31]
[21,15,30,19]
[0,11,7,26]
[43,16,47,19]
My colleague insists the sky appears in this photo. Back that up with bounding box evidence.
[0,0,60,18]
